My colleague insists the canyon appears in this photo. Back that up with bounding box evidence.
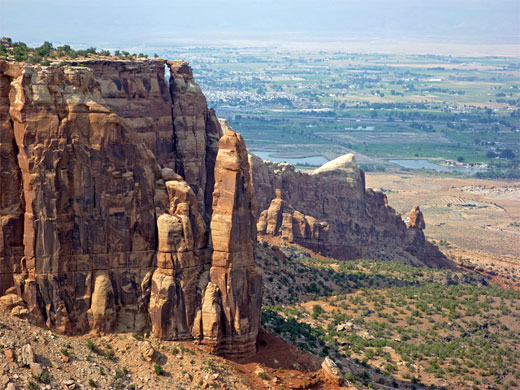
[0,58,450,359]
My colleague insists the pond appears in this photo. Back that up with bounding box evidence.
[388,159,483,174]
[251,151,328,166]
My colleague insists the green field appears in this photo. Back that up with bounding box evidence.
[162,48,520,175]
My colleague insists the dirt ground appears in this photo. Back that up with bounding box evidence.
[0,309,344,390]
[366,172,520,283]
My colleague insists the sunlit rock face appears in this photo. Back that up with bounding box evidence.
[251,153,452,268]
[206,130,262,358]
[1,60,161,334]
[0,59,260,358]
[0,56,451,361]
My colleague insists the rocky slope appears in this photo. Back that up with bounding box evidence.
[251,154,452,268]
[0,59,260,358]
[0,307,351,390]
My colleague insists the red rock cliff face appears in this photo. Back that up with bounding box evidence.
[0,56,451,358]
[168,61,222,220]
[0,61,160,333]
[0,63,23,296]
[205,130,262,358]
[0,59,261,358]
[251,153,452,268]
[76,60,175,167]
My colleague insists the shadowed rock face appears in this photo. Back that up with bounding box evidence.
[0,63,23,296]
[168,61,222,220]
[0,59,260,358]
[251,154,452,268]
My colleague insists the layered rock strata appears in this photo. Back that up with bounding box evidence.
[0,63,23,296]
[0,59,261,358]
[205,130,262,357]
[149,176,209,340]
[74,59,175,167]
[0,61,161,334]
[168,61,223,220]
[252,153,451,267]
[0,55,452,360]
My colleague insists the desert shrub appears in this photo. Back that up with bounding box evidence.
[154,363,164,376]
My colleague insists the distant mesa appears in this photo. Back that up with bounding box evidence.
[252,151,451,267]
[311,152,358,175]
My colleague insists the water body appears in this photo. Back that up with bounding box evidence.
[389,159,483,174]
[250,151,328,166]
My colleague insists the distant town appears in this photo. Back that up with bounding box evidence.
[159,47,519,178]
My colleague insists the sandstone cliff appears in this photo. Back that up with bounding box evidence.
[0,59,261,358]
[0,56,452,361]
[205,130,262,357]
[251,154,452,268]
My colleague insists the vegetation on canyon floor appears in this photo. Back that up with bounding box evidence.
[258,245,520,389]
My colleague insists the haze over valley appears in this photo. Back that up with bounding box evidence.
[0,1,519,389]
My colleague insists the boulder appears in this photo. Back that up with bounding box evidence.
[6,383,17,390]
[20,344,35,367]
[161,167,182,182]
[10,306,29,318]
[0,294,24,311]
[139,341,156,362]
[4,348,15,362]
[30,362,43,377]
[321,357,344,386]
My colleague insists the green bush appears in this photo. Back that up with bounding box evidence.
[154,363,164,376]
[103,350,115,361]
[86,340,98,352]
[35,41,53,57]
[33,370,51,384]
[257,371,268,380]
[27,381,38,390]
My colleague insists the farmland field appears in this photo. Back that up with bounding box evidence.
[160,47,519,176]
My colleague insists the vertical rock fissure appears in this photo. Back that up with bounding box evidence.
[166,61,179,176]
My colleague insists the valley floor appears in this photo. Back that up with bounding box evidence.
[365,172,520,287]
[258,247,520,390]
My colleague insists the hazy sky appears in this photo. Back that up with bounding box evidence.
[1,0,519,52]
